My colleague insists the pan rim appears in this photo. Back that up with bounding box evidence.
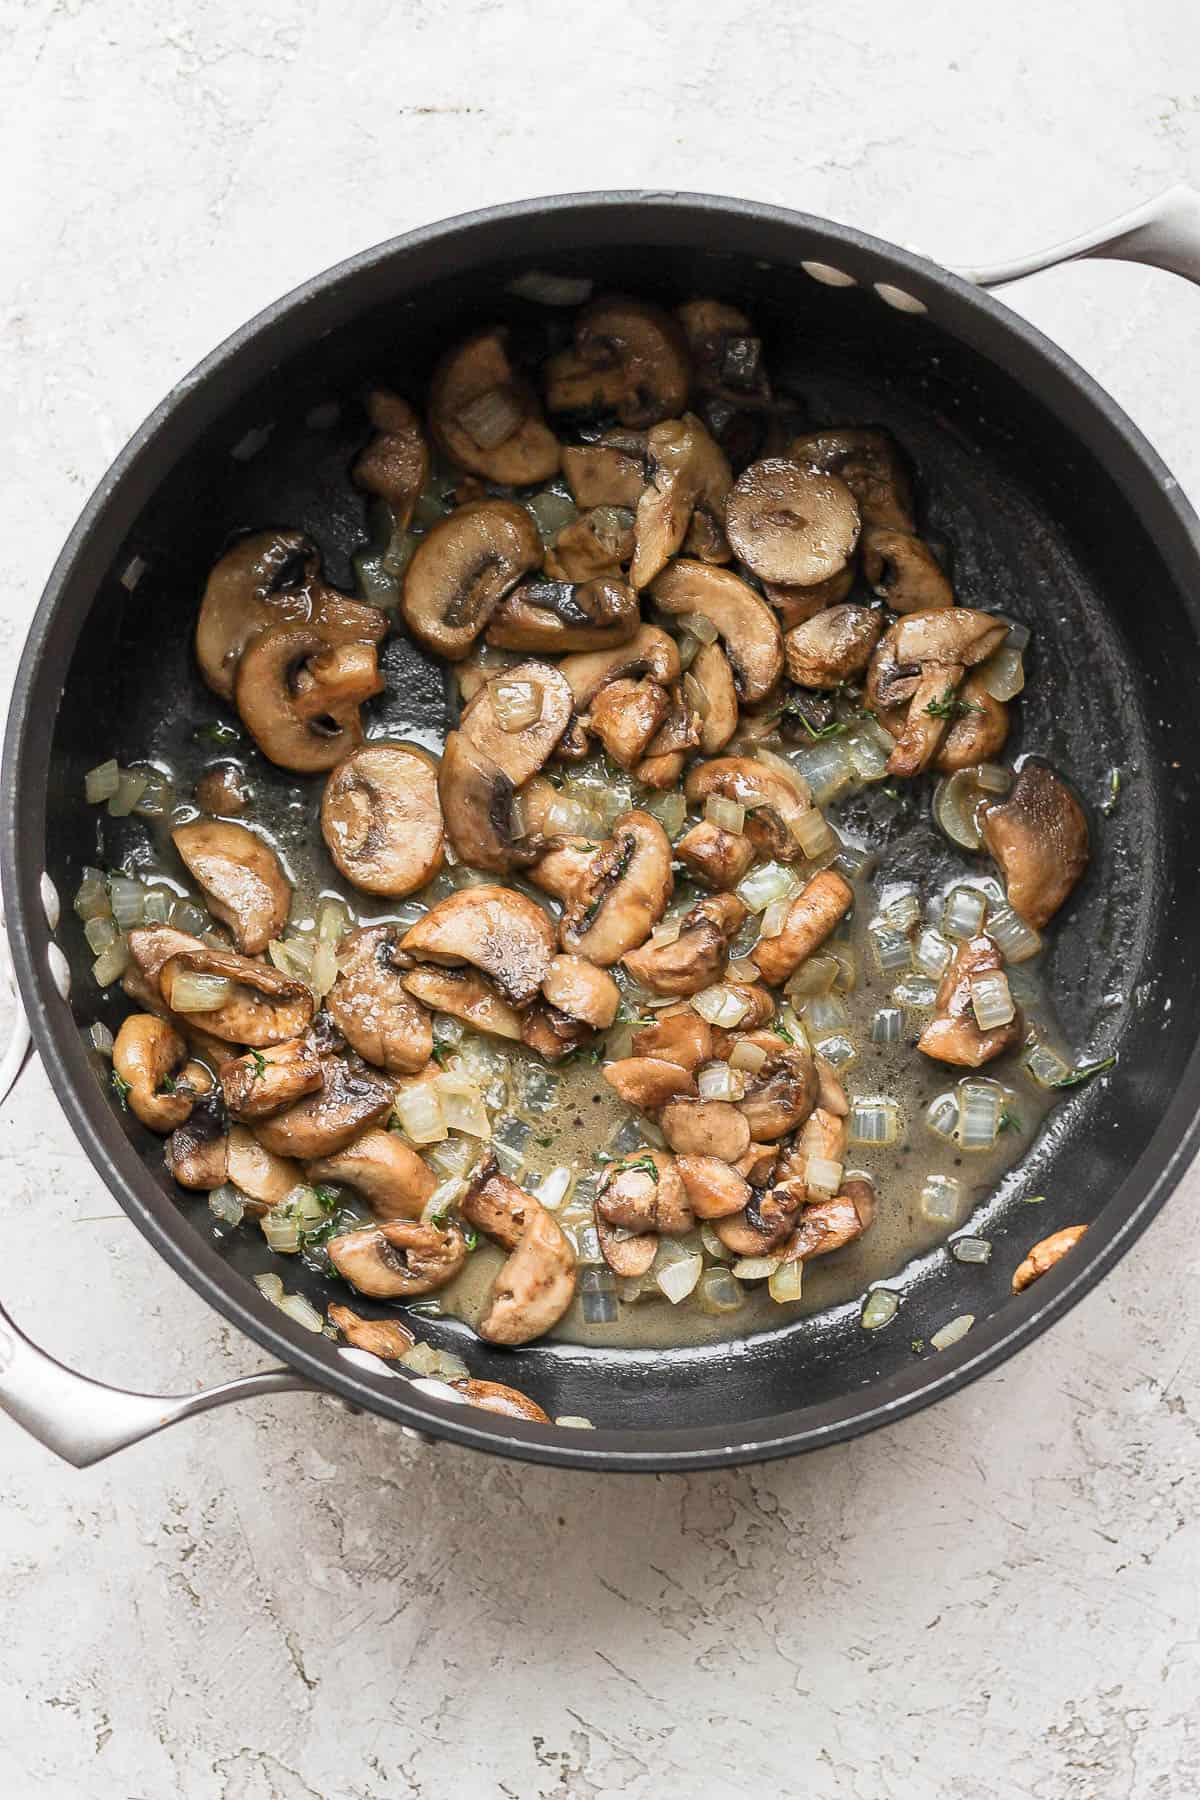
[5,187,1200,1471]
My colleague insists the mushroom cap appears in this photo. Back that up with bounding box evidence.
[933,674,1010,772]
[171,819,291,955]
[540,954,620,1029]
[401,963,524,1042]
[460,1158,577,1345]
[448,1378,551,1424]
[196,530,320,702]
[789,429,915,533]
[980,760,1090,929]
[783,603,885,690]
[650,560,783,704]
[725,458,861,588]
[659,1098,751,1161]
[306,1126,436,1222]
[557,622,681,712]
[586,676,671,770]
[165,1088,229,1189]
[560,809,673,966]
[320,742,444,898]
[862,525,954,612]
[112,1013,192,1132]
[428,326,560,486]
[596,1214,659,1279]
[252,1055,393,1158]
[749,869,854,987]
[684,755,810,862]
[459,660,573,786]
[622,893,746,998]
[401,498,542,661]
[325,923,434,1074]
[629,412,733,591]
[675,818,755,891]
[485,577,640,653]
[561,442,646,510]
[734,1029,819,1140]
[597,1151,693,1234]
[329,1219,468,1300]
[674,1154,752,1219]
[400,886,556,1006]
[352,388,430,526]
[235,623,385,773]
[436,731,534,875]
[158,944,315,1046]
[544,295,691,428]
[890,607,1007,670]
[917,934,1023,1068]
[687,641,739,754]
[218,1036,323,1119]
[602,1056,698,1110]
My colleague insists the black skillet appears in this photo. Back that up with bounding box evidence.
[3,187,1200,1472]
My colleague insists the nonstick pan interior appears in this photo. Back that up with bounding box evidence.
[13,201,1200,1453]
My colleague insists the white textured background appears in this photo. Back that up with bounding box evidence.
[3,4,1200,1796]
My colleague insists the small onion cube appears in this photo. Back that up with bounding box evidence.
[434,1074,491,1139]
[679,609,719,645]
[650,917,682,947]
[931,1313,975,1351]
[753,746,812,800]
[957,1081,1002,1149]
[698,1266,743,1312]
[768,1259,804,1303]
[107,769,149,818]
[645,790,686,839]
[253,1272,285,1301]
[699,1222,734,1263]
[420,1176,467,1224]
[870,924,913,973]
[728,1038,768,1075]
[677,631,702,672]
[848,1097,901,1146]
[970,970,1015,1031]
[142,888,171,925]
[786,953,839,999]
[427,1134,474,1179]
[506,270,594,306]
[975,762,1013,795]
[832,841,878,881]
[920,1173,964,1224]
[697,1062,745,1102]
[310,942,339,999]
[107,875,146,931]
[208,1184,245,1228]
[925,1091,960,1140]
[492,678,543,732]
[791,739,854,805]
[73,867,111,922]
[913,926,954,978]
[581,1285,619,1325]
[978,645,1025,702]
[705,794,745,835]
[870,1007,903,1045]
[1023,1042,1073,1089]
[274,1291,325,1334]
[456,385,524,450]
[844,729,890,783]
[656,1252,703,1304]
[790,805,836,859]
[84,759,120,804]
[879,888,921,933]
[726,955,759,984]
[84,914,118,957]
[814,1032,856,1070]
[88,1020,115,1057]
[804,1155,842,1199]
[861,1288,899,1330]
[985,902,1042,963]
[758,897,792,941]
[802,992,848,1033]
[261,1208,300,1253]
[525,491,578,545]
[1001,616,1031,651]
[170,899,210,936]
[395,1083,447,1144]
[891,975,939,1009]
[576,1225,604,1266]
[943,886,988,940]
[168,972,232,1013]
[92,938,130,988]
[952,1236,993,1264]
[317,898,349,944]
[732,1254,782,1281]
[736,860,801,914]
[533,1166,573,1211]
[691,985,751,1028]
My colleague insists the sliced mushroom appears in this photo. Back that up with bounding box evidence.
[676,299,770,404]
[629,1009,713,1070]
[650,560,783,705]
[460,660,573,785]
[195,763,250,817]
[328,1304,416,1359]
[980,760,1090,929]
[751,870,854,987]
[329,1219,468,1299]
[862,526,953,612]
[684,759,801,862]
[325,923,434,1074]
[448,1377,551,1424]
[602,1056,698,1110]
[1012,1224,1088,1293]
[171,819,291,955]
[401,964,523,1042]
[541,954,620,1029]
[891,609,1008,670]
[780,1177,877,1264]
[725,459,860,588]
[784,605,884,690]
[112,1014,193,1132]
[686,641,739,755]
[597,1151,693,1234]
[306,1127,436,1222]
[544,296,691,428]
[710,982,775,1036]
[735,1142,780,1185]
[790,430,915,532]
[637,682,702,765]
[436,731,534,876]
[226,1124,304,1212]
[675,819,755,891]
[352,389,430,526]
[460,1157,576,1345]
[520,1003,595,1063]
[934,674,1010,773]
[763,564,856,629]
[235,622,385,773]
[219,1036,323,1119]
[714,1182,807,1255]
[485,576,640,653]
[165,1088,229,1188]
[659,1098,751,1161]
[674,1153,751,1218]
[562,441,646,509]
[585,676,670,770]
[528,835,603,904]
[917,935,1022,1068]
[596,1214,658,1279]
[815,1058,850,1118]
[252,1055,392,1158]
[401,499,542,661]
[543,509,635,583]
[157,943,315,1046]
[559,810,672,965]
[196,530,321,702]
[401,886,556,1005]
[628,413,733,590]
[885,662,965,778]
[557,623,681,712]
[623,893,746,997]
[731,1030,819,1141]
[777,1104,848,1189]
[428,326,560,485]
[321,742,445,897]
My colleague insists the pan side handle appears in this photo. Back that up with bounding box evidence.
[962,184,1200,289]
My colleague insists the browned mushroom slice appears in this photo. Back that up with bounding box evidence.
[675,819,755,891]
[528,835,602,904]
[459,660,573,786]
[520,1003,595,1063]
[252,1056,392,1158]
[436,731,534,876]
[623,893,747,997]
[319,741,444,897]
[485,576,640,653]
[586,676,670,770]
[112,1015,193,1132]
[885,663,966,779]
[460,1157,577,1345]
[751,870,854,987]
[629,1009,713,1070]
[329,1219,468,1299]
[196,530,321,702]
[596,1214,658,1279]
[784,605,884,690]
[401,886,556,1006]
[169,820,288,957]
[158,944,314,1047]
[603,1057,698,1109]
[715,1182,808,1256]
[650,560,783,705]
[733,1030,819,1140]
[401,499,542,661]
[219,1037,323,1120]
[628,413,733,590]
[235,622,385,774]
[675,298,770,403]
[195,763,250,818]
[325,923,433,1074]
[918,935,1022,1068]
[543,508,636,583]
[684,756,810,862]
[674,1153,751,1218]
[685,641,739,755]
[328,1304,416,1359]
[862,525,953,612]
[306,1127,436,1222]
[352,389,430,526]
[401,964,523,1042]
[780,1177,877,1265]
[226,1124,304,1212]
[428,326,560,485]
[790,430,915,532]
[725,459,860,588]
[1012,1224,1088,1293]
[544,296,691,428]
[165,1088,229,1189]
[597,1151,693,1234]
[763,564,856,629]
[562,440,646,509]
[541,954,620,1029]
[557,623,681,712]
[980,761,1090,928]
[891,609,1008,670]
[560,810,673,965]
[448,1377,551,1424]
[659,1098,751,1160]
[934,674,1009,773]
[777,1105,848,1192]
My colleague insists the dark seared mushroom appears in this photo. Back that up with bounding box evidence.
[306,1127,436,1222]
[401,963,523,1042]
[675,298,770,403]
[111,1014,193,1132]
[401,887,556,1006]
[629,1009,714,1070]
[196,530,320,702]
[762,564,856,629]
[733,1030,819,1141]
[219,1036,323,1119]
[934,674,1010,772]
[428,326,560,485]
[252,1055,393,1158]
[324,923,433,1074]
[751,870,854,987]
[436,731,535,876]
[352,389,430,526]
[225,1124,304,1211]
[781,1176,877,1265]
[789,429,915,533]
[602,1057,698,1109]
[320,742,445,897]
[650,560,783,705]
[597,1150,693,1234]
[862,525,953,612]
[485,576,640,653]
[519,1003,595,1063]
[684,756,811,862]
[327,1305,416,1359]
[165,1087,229,1189]
[447,1377,551,1424]
[918,935,1022,1068]
[155,941,315,1046]
[891,609,1008,670]
[585,676,671,770]
[623,893,747,997]
[561,439,646,509]
[629,413,733,590]
[559,809,673,965]
[401,499,542,661]
[980,760,1090,928]
[543,509,636,583]
[544,296,691,428]
[714,1183,808,1256]
[329,1219,468,1300]
[867,609,1009,779]
[195,763,250,817]
[783,604,884,690]
[171,819,291,955]
[675,819,755,891]
[235,623,385,773]
[725,459,860,588]
[634,683,702,787]
[460,1157,577,1345]
[459,659,574,786]
[557,623,681,713]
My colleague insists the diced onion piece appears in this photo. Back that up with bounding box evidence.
[656,1252,703,1304]
[847,1097,901,1146]
[804,1155,843,1199]
[732,1254,782,1281]
[492,678,544,732]
[778,1004,809,1051]
[92,937,130,988]
[420,1176,467,1224]
[650,917,682,947]
[976,762,1012,795]
[107,876,146,931]
[253,1272,284,1301]
[699,1222,734,1262]
[913,927,954,978]
[679,610,719,645]
[275,1291,326,1333]
[132,769,172,818]
[870,1007,903,1045]
[869,925,913,974]
[168,971,233,1013]
[310,942,339,999]
[1023,1042,1073,1089]
[261,1208,300,1253]
[999,616,1031,651]
[814,1032,856,1070]
[545,796,598,836]
[786,953,839,999]
[986,903,1042,963]
[931,1313,975,1351]
[170,899,210,936]
[879,889,921,933]
[801,992,848,1033]
[400,1341,470,1379]
[644,790,686,839]
[677,631,702,672]
[456,386,524,450]
[286,1184,328,1227]
[790,739,854,804]
[354,548,403,606]
[754,747,812,801]
[970,970,1015,1031]
[727,956,759,983]
[426,1135,474,1179]
[978,646,1025,702]
[691,985,751,1028]
[758,897,792,941]
[705,794,745,834]
[768,1259,804,1303]
[952,1236,992,1264]
[73,867,111,922]
[920,1173,964,1224]
[957,1081,1002,1149]
[833,841,878,881]
[790,806,836,859]
[84,759,120,804]
[533,1166,573,1211]
[844,728,890,784]
[697,1062,745,1102]
[395,1083,447,1144]
[581,1281,619,1325]
[943,886,987,940]
[84,915,118,956]
[269,937,312,979]
[434,1073,491,1139]
[736,860,801,914]
[317,898,349,944]
[861,1289,899,1330]
[142,888,171,924]
[698,1266,744,1312]
[208,1184,245,1227]
[554,1414,596,1429]
[526,491,578,545]
[729,1038,768,1075]
[891,975,939,1009]
[925,1092,960,1140]
[108,769,149,817]
[88,1020,115,1057]
[432,1014,465,1049]
[933,769,986,850]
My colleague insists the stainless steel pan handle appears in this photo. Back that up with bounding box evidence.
[962,183,1200,289]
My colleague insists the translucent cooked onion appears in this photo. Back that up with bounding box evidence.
[814,1032,856,1070]
[891,975,939,1009]
[931,1313,975,1351]
[933,770,988,851]
[142,888,171,925]
[253,1272,284,1301]
[132,769,172,819]
[728,1039,768,1075]
[92,938,130,988]
[861,1289,899,1330]
[420,1176,467,1224]
[426,1135,474,1179]
[920,1173,964,1224]
[208,1184,245,1227]
[976,762,1012,795]
[790,806,836,859]
[74,867,111,922]
[84,915,118,957]
[732,1254,782,1281]
[870,1007,903,1045]
[952,1236,992,1264]
[726,956,759,983]
[493,678,544,732]
[699,1222,734,1262]
[84,760,120,804]
[679,610,719,645]
[525,491,578,545]
[847,1097,901,1146]
[275,1291,326,1333]
[261,1207,300,1253]
[879,888,921,934]
[925,1092,960,1140]
[657,1252,703,1304]
[108,769,150,818]
[698,1063,745,1102]
[697,1266,744,1313]
[786,953,839,999]
[737,860,801,914]
[400,1342,471,1380]
[317,898,349,944]
[943,886,988,940]
[978,646,1025,701]
[957,1081,1002,1149]
[310,943,339,999]
[844,728,890,784]
[804,1155,842,1199]
[790,739,854,805]
[434,1074,491,1139]
[985,903,1042,963]
[913,927,954,978]
[395,1084,447,1144]
[754,747,812,801]
[768,1260,804,1303]
[801,992,848,1033]
[353,549,403,607]
[833,841,878,881]
[682,670,708,714]
[677,631,702,672]
[581,1268,619,1325]
[650,917,682,947]
[870,924,913,974]
[456,385,524,450]
[269,937,313,979]
[644,790,686,839]
[970,970,1015,1031]
[168,972,232,1013]
[759,897,792,941]
[107,876,146,931]
[545,796,598,836]
[534,1167,574,1211]
[692,985,752,1028]
[88,1021,115,1057]
[705,794,745,835]
[1023,1042,1073,1088]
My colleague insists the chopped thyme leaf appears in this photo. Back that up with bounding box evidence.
[533,1133,554,1147]
[910,1338,925,1354]
[999,1107,1022,1133]
[1101,768,1122,816]
[924,685,985,720]
[615,1154,660,1182]
[462,1226,479,1251]
[1022,1194,1045,1204]
[430,1042,452,1068]
[193,720,242,745]
[248,1049,268,1081]
[1051,1055,1117,1088]
[158,1073,177,1094]
[772,1019,795,1045]
[110,1069,131,1107]
[313,1184,339,1213]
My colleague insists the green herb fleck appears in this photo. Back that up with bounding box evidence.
[924,685,985,720]
[158,1073,177,1094]
[910,1338,926,1354]
[462,1226,479,1252]
[999,1107,1022,1133]
[313,1184,339,1213]
[772,1019,795,1045]
[533,1133,554,1148]
[110,1069,131,1108]
[1022,1194,1046,1204]
[778,701,847,742]
[193,720,242,746]
[430,1042,452,1069]
[1051,1055,1117,1089]
[299,1217,340,1250]
[1101,768,1122,816]
[616,1153,660,1182]
[248,1049,268,1081]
